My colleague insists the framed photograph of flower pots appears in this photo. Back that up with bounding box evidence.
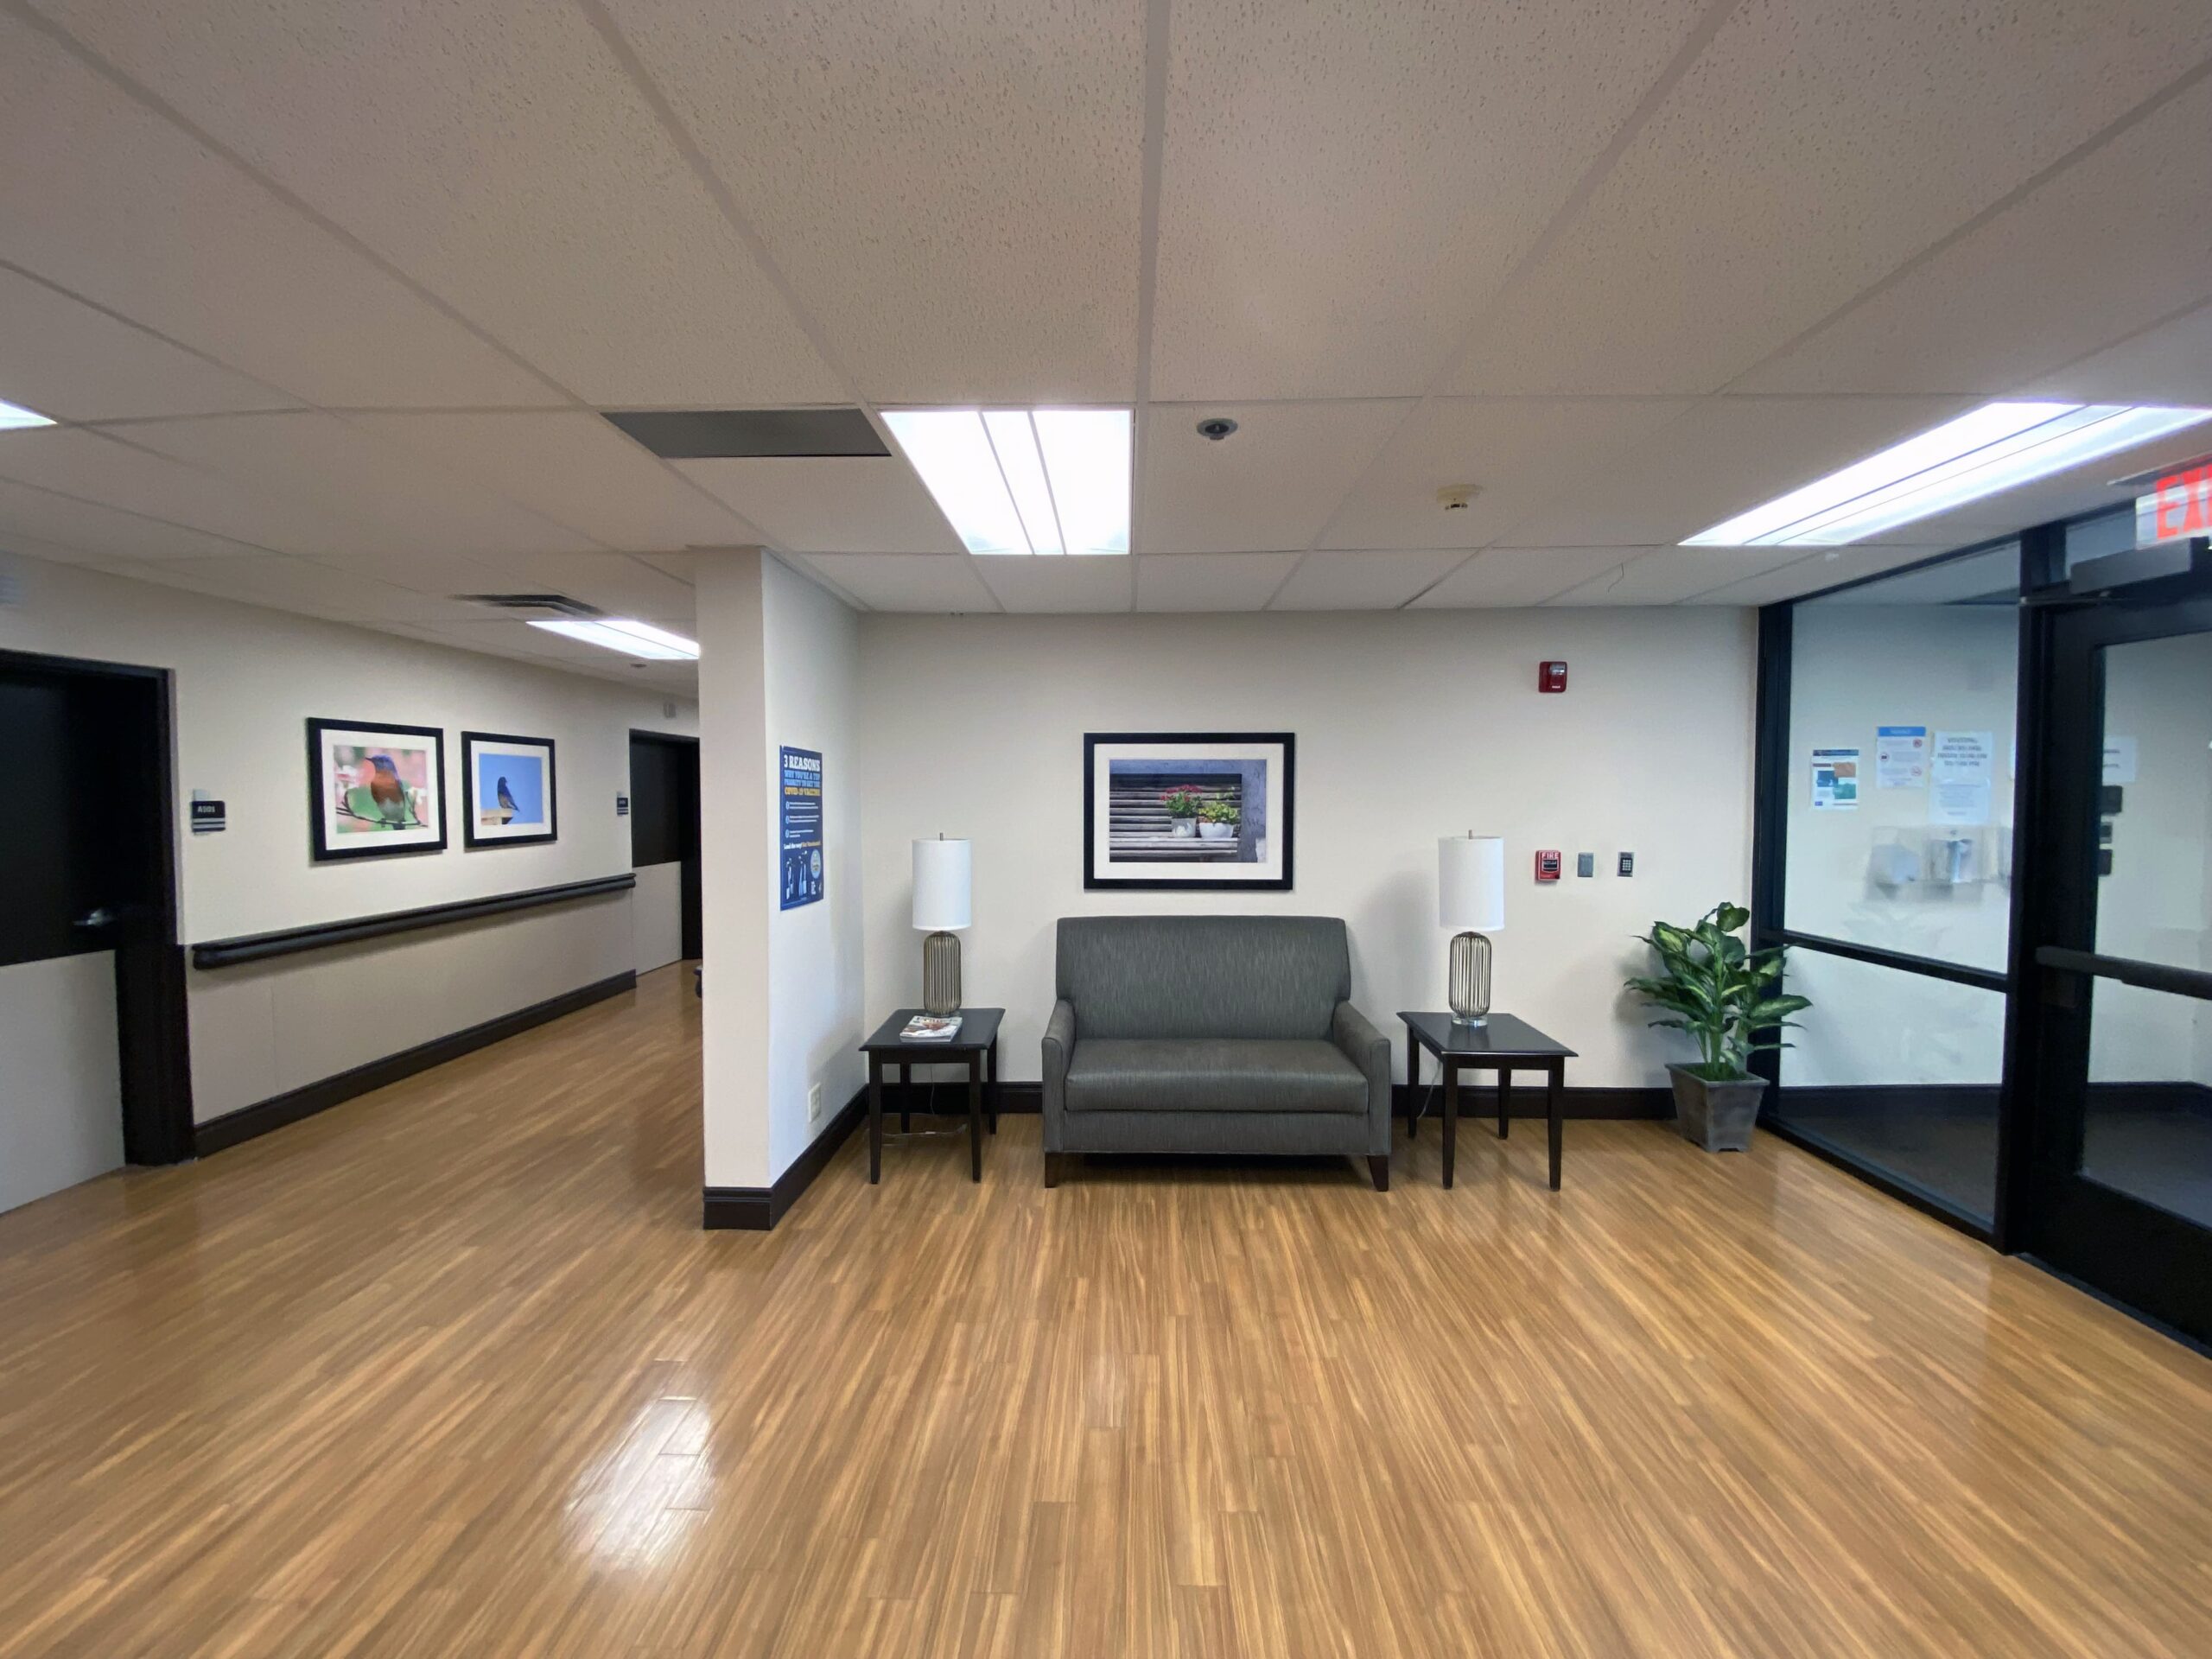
[307,718,447,861]
[461,730,557,850]
[1083,732,1294,891]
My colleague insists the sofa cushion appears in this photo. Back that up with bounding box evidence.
[1054,916,1351,1039]
[1064,1039,1365,1115]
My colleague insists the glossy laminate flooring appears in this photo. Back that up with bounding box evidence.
[0,964,2208,1656]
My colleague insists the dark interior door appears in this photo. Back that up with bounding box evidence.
[629,733,702,962]
[0,653,189,1199]
[2024,588,2212,1341]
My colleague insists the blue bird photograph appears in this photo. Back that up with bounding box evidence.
[475,750,545,832]
[334,743,431,833]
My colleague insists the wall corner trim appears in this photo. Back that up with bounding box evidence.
[702,1085,868,1230]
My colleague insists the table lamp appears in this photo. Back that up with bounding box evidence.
[1439,833,1504,1026]
[912,836,971,1016]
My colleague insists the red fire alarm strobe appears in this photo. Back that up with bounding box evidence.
[1539,661,1567,693]
[1535,850,1562,881]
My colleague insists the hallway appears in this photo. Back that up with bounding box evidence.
[1,963,2208,1656]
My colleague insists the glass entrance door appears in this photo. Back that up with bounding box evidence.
[2024,591,2212,1341]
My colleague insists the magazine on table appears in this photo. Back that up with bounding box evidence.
[900,1014,963,1042]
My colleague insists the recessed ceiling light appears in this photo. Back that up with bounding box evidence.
[1684,401,2212,547]
[885,407,1130,556]
[528,618,698,660]
[0,397,56,431]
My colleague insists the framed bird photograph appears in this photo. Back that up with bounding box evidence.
[307,718,447,861]
[461,730,557,850]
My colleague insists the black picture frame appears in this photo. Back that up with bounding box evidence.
[461,729,560,850]
[306,717,448,862]
[1083,731,1295,892]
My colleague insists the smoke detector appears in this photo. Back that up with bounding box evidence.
[1438,485,1479,512]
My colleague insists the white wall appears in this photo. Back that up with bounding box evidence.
[855,609,1758,1089]
[0,552,696,1122]
[761,557,865,1176]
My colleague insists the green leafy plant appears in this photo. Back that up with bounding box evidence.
[1197,796,1239,824]
[1624,904,1809,1081]
[1160,787,1203,818]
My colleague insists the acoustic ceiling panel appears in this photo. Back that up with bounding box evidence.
[1139,400,1408,553]
[1409,546,1641,608]
[2022,298,2212,405]
[675,457,963,555]
[1681,545,1957,607]
[1134,552,1299,611]
[973,555,1133,613]
[1267,548,1469,610]
[797,554,997,613]
[1543,546,1808,606]
[0,473,274,562]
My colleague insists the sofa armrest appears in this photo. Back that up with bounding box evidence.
[1332,1001,1393,1155]
[1041,1000,1077,1150]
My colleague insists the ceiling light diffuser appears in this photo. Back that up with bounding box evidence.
[529,618,699,660]
[1684,402,2212,547]
[886,407,1131,556]
[0,397,56,431]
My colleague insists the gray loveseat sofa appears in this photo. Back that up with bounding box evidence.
[1040,915,1394,1189]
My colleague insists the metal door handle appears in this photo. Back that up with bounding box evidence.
[73,907,116,928]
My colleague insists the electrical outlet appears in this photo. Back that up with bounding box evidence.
[806,1082,824,1128]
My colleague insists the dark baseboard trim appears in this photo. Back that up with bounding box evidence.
[862,1079,1668,1120]
[191,874,637,969]
[194,970,637,1155]
[703,1086,868,1230]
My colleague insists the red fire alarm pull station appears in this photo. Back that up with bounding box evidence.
[1535,850,1562,881]
[1540,661,1567,693]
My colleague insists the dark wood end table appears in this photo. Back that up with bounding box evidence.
[1397,1012,1578,1191]
[859,1008,1004,1184]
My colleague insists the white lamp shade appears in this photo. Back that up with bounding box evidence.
[912,837,972,931]
[1439,835,1505,931]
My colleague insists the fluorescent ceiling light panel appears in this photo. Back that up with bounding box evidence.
[1685,402,2212,547]
[887,407,1130,556]
[0,397,56,430]
[528,618,699,660]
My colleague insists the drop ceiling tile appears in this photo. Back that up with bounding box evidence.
[1268,549,1468,610]
[973,556,1133,614]
[1409,547,1640,608]
[1150,1,1711,400]
[36,0,842,407]
[1681,545,1955,606]
[107,553,482,622]
[798,554,997,613]
[1506,396,1969,547]
[602,0,1145,404]
[1140,401,1408,553]
[347,411,760,550]
[2022,296,2212,405]
[675,458,962,555]
[0,267,292,423]
[1542,547,1807,606]
[1324,398,1695,550]
[1134,553,1298,612]
[0,474,274,561]
[464,551,697,622]
[0,10,552,408]
[122,412,600,557]
[1738,78,2212,396]
[1445,2,2212,396]
[0,427,383,556]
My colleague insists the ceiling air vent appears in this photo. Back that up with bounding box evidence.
[454,593,604,619]
[602,407,887,459]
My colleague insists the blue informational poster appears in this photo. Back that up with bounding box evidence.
[779,746,824,910]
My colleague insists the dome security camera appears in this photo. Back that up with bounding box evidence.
[1196,416,1239,442]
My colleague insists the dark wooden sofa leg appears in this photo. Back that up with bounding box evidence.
[1044,1153,1065,1189]
[1368,1154,1389,1192]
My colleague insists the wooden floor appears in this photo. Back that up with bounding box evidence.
[2,966,2209,1656]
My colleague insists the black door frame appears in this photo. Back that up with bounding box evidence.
[1751,505,2212,1341]
[0,646,194,1165]
[628,729,702,961]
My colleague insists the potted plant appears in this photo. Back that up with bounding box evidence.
[1161,786,1202,838]
[1197,795,1239,841]
[1624,904,1808,1152]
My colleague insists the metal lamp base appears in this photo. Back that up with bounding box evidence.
[1447,931,1492,1025]
[921,930,962,1016]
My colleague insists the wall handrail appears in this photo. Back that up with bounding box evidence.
[191,874,637,969]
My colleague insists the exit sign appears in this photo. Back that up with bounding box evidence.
[2136,458,2212,546]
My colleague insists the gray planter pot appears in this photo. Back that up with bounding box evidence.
[1667,1065,1766,1153]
